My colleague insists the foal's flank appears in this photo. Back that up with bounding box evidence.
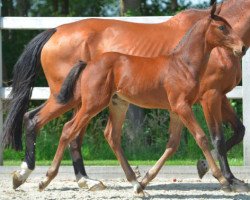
[37,3,245,195]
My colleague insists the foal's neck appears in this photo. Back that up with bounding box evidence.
[172,19,212,80]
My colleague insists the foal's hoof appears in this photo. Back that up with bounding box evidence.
[13,171,25,189]
[197,159,209,179]
[231,180,250,192]
[39,181,50,192]
[78,177,106,191]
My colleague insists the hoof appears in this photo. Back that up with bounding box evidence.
[13,171,25,189]
[197,159,209,179]
[88,181,106,191]
[78,177,106,191]
[231,182,250,193]
[38,182,46,192]
[38,179,50,192]
[77,178,88,189]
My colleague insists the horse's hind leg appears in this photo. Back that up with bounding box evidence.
[140,112,183,189]
[104,96,143,195]
[69,124,106,191]
[13,96,77,189]
[13,103,45,189]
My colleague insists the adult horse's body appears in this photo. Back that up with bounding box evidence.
[3,0,250,191]
[37,6,244,194]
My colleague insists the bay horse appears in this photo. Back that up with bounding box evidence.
[37,4,245,194]
[3,0,249,192]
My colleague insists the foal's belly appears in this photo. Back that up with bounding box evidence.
[116,89,171,110]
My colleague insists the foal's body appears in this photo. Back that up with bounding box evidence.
[5,0,250,191]
[38,9,244,194]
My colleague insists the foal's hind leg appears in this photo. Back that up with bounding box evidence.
[140,112,183,189]
[12,97,77,189]
[39,95,109,191]
[104,96,143,195]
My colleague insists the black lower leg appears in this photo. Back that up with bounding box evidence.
[72,158,87,176]
[69,138,87,177]
[23,104,44,170]
[213,135,234,182]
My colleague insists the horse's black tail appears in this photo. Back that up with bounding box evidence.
[3,28,56,151]
[57,61,87,104]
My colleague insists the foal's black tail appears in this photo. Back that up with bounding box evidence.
[3,28,56,151]
[57,61,87,104]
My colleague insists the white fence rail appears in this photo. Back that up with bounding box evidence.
[0,16,249,166]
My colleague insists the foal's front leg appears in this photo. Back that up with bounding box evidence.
[140,113,183,189]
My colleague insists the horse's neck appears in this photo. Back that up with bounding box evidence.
[222,0,250,45]
[173,20,210,79]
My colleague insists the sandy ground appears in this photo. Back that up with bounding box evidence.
[1,166,250,200]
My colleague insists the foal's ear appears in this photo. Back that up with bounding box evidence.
[215,1,224,15]
[210,2,217,19]
[211,1,224,19]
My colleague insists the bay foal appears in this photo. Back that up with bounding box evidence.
[38,5,244,194]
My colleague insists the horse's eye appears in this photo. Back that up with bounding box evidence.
[218,25,225,31]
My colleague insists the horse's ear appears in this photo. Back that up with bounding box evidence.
[210,2,217,19]
[215,1,224,15]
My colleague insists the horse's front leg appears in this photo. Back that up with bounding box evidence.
[197,94,249,192]
[221,96,249,191]
[221,95,245,152]
[140,112,183,189]
[69,128,106,191]
[198,94,249,192]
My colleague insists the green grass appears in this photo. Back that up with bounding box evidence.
[3,158,243,166]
